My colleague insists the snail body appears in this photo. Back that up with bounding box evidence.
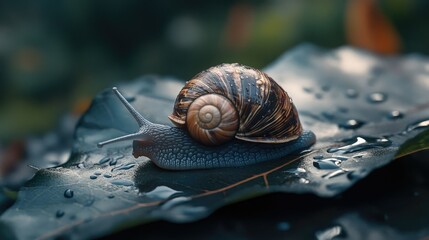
[98,64,316,170]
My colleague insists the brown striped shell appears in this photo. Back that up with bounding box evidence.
[168,63,303,146]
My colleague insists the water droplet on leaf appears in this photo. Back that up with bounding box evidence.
[322,169,348,179]
[99,157,110,164]
[112,163,136,172]
[110,154,124,166]
[406,119,429,132]
[299,178,310,184]
[64,189,74,198]
[367,92,387,103]
[315,225,345,240]
[345,89,358,98]
[286,167,307,174]
[111,179,134,186]
[313,159,341,169]
[144,186,182,200]
[56,210,65,218]
[387,110,403,120]
[327,136,391,154]
[338,119,365,129]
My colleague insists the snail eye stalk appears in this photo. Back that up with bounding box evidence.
[97,87,152,148]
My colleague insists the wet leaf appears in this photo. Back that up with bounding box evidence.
[2,45,429,239]
[106,151,429,239]
[396,129,429,157]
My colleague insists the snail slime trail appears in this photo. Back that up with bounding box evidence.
[98,64,316,170]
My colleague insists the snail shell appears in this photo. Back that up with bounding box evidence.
[168,63,303,146]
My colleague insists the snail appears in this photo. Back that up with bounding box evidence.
[98,63,316,170]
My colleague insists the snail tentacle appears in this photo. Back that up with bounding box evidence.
[97,87,153,148]
[111,87,153,128]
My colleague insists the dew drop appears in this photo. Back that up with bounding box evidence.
[110,158,118,166]
[322,169,348,179]
[64,189,74,198]
[313,155,324,160]
[99,157,110,164]
[338,119,365,129]
[367,92,387,103]
[94,171,102,175]
[112,163,136,172]
[108,194,115,199]
[286,167,307,174]
[333,156,348,161]
[315,225,345,240]
[313,159,341,170]
[104,173,112,178]
[299,178,310,184]
[345,88,358,98]
[144,186,182,200]
[111,179,134,186]
[56,210,65,218]
[77,163,85,169]
[406,119,429,132]
[109,154,124,166]
[90,175,97,180]
[387,110,404,120]
[327,136,392,154]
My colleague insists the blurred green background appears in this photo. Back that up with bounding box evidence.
[0,0,428,142]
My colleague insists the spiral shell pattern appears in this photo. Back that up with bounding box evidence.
[168,63,303,144]
[186,94,239,145]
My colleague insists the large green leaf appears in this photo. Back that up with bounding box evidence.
[2,45,429,239]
